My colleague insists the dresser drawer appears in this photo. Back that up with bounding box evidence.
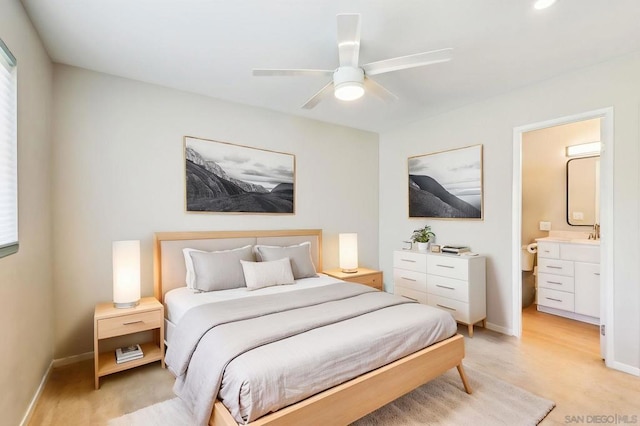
[393,269,427,293]
[537,272,575,293]
[537,242,560,259]
[393,251,427,273]
[538,287,575,311]
[394,286,427,304]
[538,258,574,277]
[427,275,469,303]
[426,255,468,280]
[97,310,162,339]
[427,295,470,323]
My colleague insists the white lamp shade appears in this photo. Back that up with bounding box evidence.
[339,233,358,273]
[112,240,141,308]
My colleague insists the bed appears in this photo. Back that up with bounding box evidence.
[154,229,471,426]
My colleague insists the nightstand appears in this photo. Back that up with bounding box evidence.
[93,296,165,389]
[323,267,383,290]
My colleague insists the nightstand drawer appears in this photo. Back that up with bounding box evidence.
[97,310,162,339]
[427,274,469,303]
[427,255,468,280]
[346,272,382,290]
[393,251,426,272]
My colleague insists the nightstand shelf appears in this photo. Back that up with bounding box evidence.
[94,297,165,389]
[323,267,383,290]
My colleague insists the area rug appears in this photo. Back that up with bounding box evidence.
[108,367,554,426]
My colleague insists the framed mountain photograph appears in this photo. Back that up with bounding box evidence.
[184,136,295,214]
[408,144,483,219]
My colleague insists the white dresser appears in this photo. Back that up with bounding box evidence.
[393,250,486,336]
[536,239,600,324]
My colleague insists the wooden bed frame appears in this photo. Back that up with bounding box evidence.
[153,229,471,426]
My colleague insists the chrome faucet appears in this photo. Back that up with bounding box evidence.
[589,223,600,240]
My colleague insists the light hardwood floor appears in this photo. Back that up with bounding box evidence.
[28,305,639,425]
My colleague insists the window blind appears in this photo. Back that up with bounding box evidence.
[0,38,17,258]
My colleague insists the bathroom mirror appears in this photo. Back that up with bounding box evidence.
[566,156,599,226]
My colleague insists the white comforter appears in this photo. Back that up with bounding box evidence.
[166,282,457,425]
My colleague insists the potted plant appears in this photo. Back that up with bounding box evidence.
[411,225,435,251]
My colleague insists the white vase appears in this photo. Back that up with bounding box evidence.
[417,242,429,251]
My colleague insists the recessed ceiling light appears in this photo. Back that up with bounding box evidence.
[534,0,557,10]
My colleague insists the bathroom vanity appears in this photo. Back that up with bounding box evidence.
[535,237,600,325]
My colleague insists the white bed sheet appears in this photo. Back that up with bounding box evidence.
[164,274,342,324]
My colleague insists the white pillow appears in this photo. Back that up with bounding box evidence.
[254,241,317,279]
[241,258,295,290]
[183,248,204,289]
[183,245,253,291]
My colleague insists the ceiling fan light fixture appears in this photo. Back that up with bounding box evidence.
[533,0,557,10]
[334,81,364,101]
[333,67,365,101]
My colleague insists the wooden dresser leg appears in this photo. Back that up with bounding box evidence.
[468,323,474,337]
[456,364,473,394]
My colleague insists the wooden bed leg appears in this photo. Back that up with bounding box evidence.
[456,363,473,394]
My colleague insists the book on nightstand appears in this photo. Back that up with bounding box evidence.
[115,344,144,364]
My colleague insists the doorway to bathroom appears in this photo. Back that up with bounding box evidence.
[511,108,613,366]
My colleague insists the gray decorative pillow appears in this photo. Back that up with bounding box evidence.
[188,245,253,291]
[241,258,295,290]
[254,242,317,279]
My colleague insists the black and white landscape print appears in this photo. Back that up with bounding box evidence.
[185,137,295,213]
[408,145,483,219]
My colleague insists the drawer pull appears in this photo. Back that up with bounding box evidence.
[547,281,563,285]
[545,297,562,302]
[594,272,600,276]
[401,259,416,263]
[547,266,563,270]
[404,296,418,302]
[436,284,455,290]
[436,304,456,311]
[401,277,417,282]
[123,320,144,325]
[436,264,455,269]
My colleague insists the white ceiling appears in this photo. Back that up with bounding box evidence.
[21,0,640,132]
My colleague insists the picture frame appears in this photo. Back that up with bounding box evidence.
[430,244,441,253]
[184,136,295,214]
[408,144,483,219]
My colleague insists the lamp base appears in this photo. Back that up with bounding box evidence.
[341,268,358,274]
[113,300,140,309]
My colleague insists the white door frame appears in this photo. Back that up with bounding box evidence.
[511,107,614,366]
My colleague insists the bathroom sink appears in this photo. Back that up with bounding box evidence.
[535,237,600,245]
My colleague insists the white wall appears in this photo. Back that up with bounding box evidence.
[379,52,640,371]
[51,65,379,358]
[0,0,53,424]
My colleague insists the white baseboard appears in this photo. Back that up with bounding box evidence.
[609,360,640,377]
[485,321,514,336]
[19,361,52,426]
[52,351,93,368]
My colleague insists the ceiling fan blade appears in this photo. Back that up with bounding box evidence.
[362,48,453,76]
[337,13,361,68]
[253,69,334,77]
[364,77,399,103]
[301,81,334,109]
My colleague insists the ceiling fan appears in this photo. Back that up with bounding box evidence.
[253,13,453,109]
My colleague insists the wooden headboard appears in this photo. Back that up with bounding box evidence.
[153,229,323,302]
